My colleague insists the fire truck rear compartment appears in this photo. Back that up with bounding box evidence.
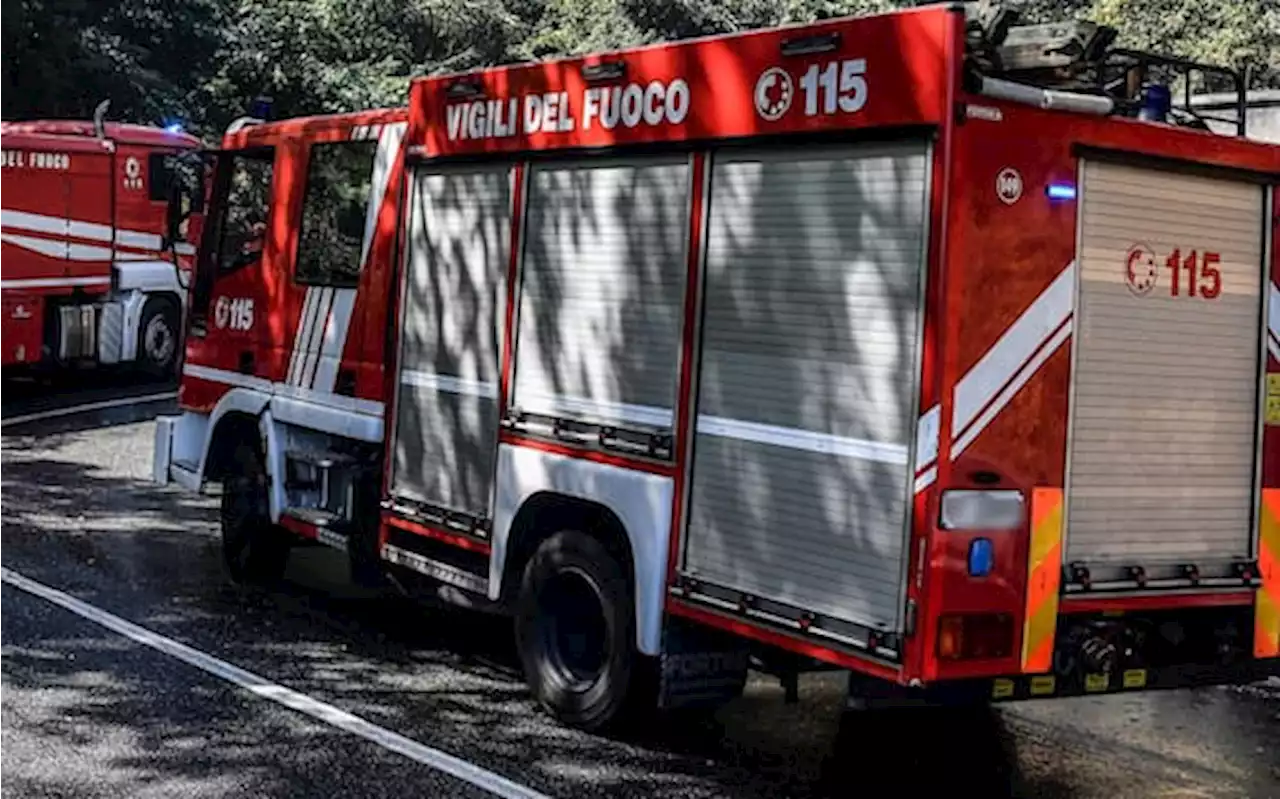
[679,141,931,650]
[1063,160,1267,590]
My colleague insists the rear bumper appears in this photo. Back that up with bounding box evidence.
[849,657,1280,709]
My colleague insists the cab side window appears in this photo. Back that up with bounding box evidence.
[295,140,378,287]
[216,147,275,274]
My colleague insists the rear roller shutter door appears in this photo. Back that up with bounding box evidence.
[1065,160,1264,581]
[511,156,690,431]
[683,142,930,634]
[391,164,512,518]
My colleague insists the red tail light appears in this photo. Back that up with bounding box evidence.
[937,613,1014,660]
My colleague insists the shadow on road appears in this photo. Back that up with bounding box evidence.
[7,439,1271,798]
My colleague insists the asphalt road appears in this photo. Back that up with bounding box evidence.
[2,382,1278,798]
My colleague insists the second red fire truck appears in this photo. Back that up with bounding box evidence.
[2,106,204,375]
[155,3,1279,731]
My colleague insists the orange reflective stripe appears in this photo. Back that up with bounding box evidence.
[1256,489,1280,658]
[1022,487,1064,673]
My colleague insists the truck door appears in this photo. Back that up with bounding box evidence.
[388,163,513,522]
[188,147,276,377]
[286,137,379,394]
[1063,158,1267,588]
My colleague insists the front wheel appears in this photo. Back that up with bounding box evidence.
[515,530,654,733]
[219,440,289,586]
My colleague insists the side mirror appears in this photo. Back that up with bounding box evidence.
[162,179,192,252]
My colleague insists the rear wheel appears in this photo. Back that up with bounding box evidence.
[515,530,653,733]
[219,440,289,586]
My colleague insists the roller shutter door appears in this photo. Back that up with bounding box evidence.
[1065,160,1264,581]
[390,164,511,517]
[683,142,930,633]
[511,156,690,430]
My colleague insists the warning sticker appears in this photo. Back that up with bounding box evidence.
[1267,375,1280,425]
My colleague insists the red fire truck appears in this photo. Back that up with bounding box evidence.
[154,3,1280,731]
[2,107,203,375]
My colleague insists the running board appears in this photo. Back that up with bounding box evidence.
[381,543,487,596]
[280,507,351,552]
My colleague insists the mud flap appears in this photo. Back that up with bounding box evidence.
[348,463,387,589]
[657,617,750,710]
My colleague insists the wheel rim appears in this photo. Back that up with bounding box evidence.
[144,313,175,366]
[538,566,610,687]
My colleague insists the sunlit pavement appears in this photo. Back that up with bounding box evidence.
[2,400,1277,798]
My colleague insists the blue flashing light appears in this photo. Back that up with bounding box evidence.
[1046,183,1077,200]
[968,538,994,577]
[163,121,184,134]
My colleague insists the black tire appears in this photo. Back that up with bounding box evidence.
[137,297,180,377]
[219,440,289,586]
[515,529,654,733]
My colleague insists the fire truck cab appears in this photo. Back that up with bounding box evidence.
[157,3,1280,732]
[1,110,204,374]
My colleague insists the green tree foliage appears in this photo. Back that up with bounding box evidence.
[3,0,1276,140]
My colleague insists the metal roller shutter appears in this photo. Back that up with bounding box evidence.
[391,164,511,517]
[511,156,690,430]
[1065,160,1264,581]
[683,142,930,633]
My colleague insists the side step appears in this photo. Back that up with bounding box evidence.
[381,523,489,597]
[280,507,351,552]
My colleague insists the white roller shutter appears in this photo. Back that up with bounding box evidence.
[683,142,930,634]
[1065,160,1265,582]
[511,156,690,430]
[390,164,511,518]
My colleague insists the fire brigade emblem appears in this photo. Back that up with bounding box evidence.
[995,167,1023,205]
[754,67,793,121]
[1124,244,1158,296]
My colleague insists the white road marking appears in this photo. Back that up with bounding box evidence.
[1,391,178,428]
[0,567,550,799]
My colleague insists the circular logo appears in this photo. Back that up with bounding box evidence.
[754,67,793,121]
[213,296,231,329]
[124,156,141,179]
[996,167,1023,205]
[1124,244,1158,296]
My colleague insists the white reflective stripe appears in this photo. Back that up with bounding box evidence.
[352,124,369,140]
[113,228,162,251]
[67,242,114,260]
[184,362,384,417]
[312,287,356,391]
[361,122,406,274]
[300,287,333,388]
[697,414,909,466]
[1270,334,1280,364]
[518,393,673,429]
[2,209,176,253]
[286,289,315,385]
[914,465,937,494]
[3,233,67,259]
[400,370,498,399]
[952,261,1076,442]
[272,377,384,417]
[1,209,67,235]
[951,316,1073,460]
[915,404,940,470]
[0,276,111,289]
[183,362,274,393]
[67,218,114,242]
